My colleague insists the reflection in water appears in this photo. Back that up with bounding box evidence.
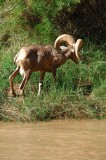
[0,120,106,160]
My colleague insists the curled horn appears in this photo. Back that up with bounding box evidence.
[54,34,75,50]
[73,39,83,60]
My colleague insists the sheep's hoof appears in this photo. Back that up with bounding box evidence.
[37,93,40,96]
[12,92,16,97]
[18,89,23,96]
[38,92,41,96]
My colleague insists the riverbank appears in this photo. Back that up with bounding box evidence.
[0,87,106,121]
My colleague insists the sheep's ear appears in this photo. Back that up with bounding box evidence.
[60,46,68,50]
[60,46,69,54]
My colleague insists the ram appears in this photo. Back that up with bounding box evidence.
[9,34,83,96]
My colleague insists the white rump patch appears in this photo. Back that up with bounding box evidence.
[19,67,25,77]
[16,49,26,63]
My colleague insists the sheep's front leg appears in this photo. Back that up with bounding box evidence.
[38,71,45,96]
[9,66,20,96]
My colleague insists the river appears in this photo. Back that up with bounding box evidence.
[0,120,106,160]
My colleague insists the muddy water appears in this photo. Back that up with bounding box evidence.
[0,120,106,160]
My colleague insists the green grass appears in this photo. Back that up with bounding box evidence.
[0,44,106,121]
[0,0,106,121]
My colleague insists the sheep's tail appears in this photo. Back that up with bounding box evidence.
[14,52,19,63]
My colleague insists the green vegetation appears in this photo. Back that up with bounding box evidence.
[0,0,106,121]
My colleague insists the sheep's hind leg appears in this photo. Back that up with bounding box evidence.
[9,66,20,96]
[19,69,31,95]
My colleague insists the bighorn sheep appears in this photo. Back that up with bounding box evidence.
[9,34,83,96]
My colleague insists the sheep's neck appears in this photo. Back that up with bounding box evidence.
[55,53,70,67]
